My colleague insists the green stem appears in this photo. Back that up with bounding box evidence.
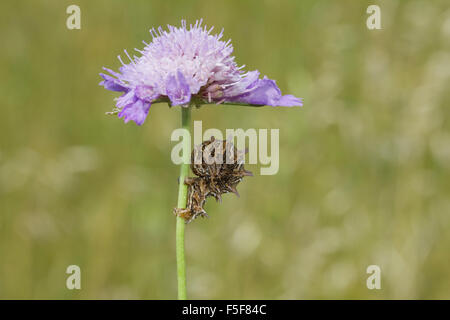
[176,106,191,300]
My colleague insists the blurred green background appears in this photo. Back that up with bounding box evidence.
[1,0,449,299]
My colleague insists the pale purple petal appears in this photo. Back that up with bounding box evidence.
[118,99,151,125]
[225,75,302,107]
[276,94,303,107]
[116,90,137,108]
[135,84,160,102]
[237,77,281,105]
[99,73,128,92]
[166,70,191,106]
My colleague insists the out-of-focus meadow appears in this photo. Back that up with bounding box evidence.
[0,0,449,299]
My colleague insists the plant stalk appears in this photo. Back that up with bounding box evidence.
[175,106,191,300]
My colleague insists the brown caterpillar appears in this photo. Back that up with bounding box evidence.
[174,136,253,223]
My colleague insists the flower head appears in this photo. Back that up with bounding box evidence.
[100,20,303,125]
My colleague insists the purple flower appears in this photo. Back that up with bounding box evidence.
[100,20,303,125]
